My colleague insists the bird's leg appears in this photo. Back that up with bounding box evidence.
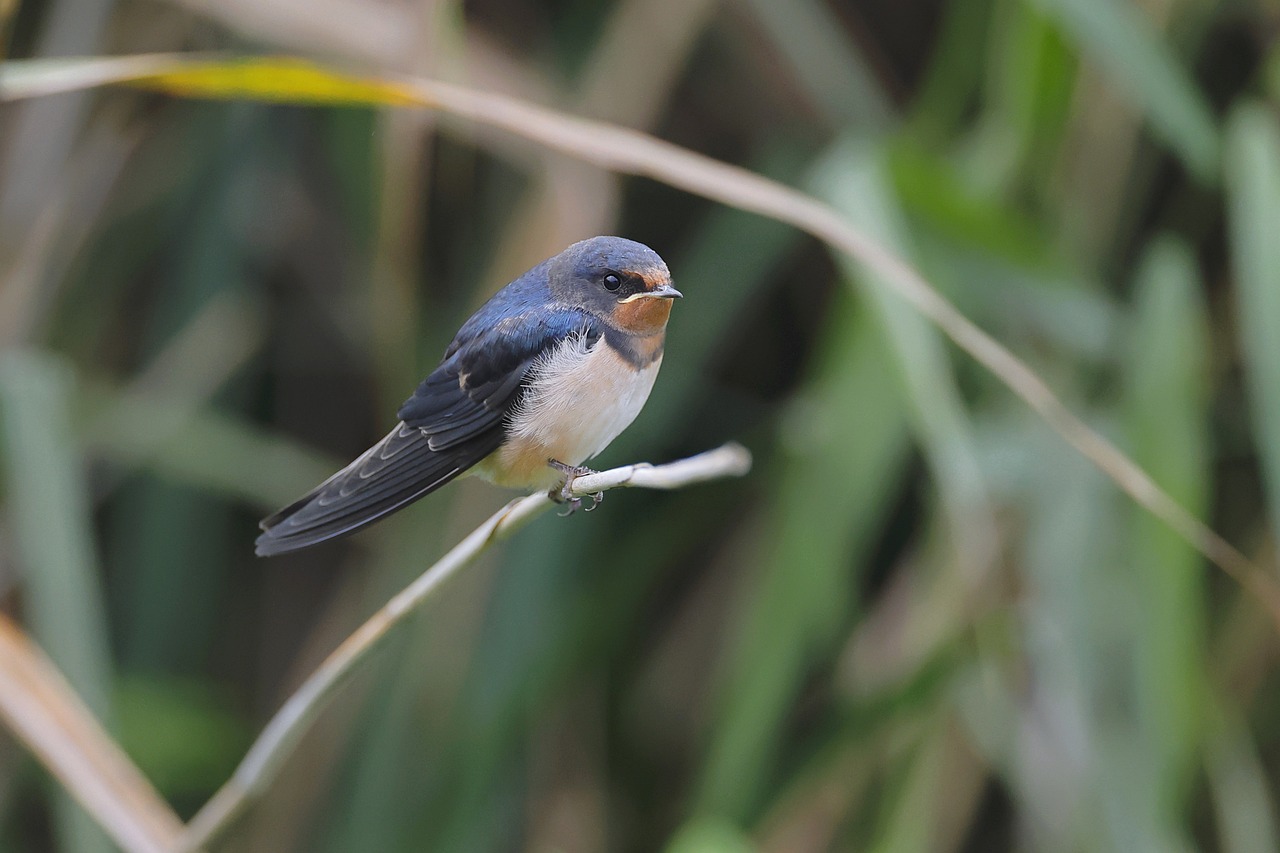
[548,459,603,516]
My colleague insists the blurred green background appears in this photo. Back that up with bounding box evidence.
[4,0,1280,850]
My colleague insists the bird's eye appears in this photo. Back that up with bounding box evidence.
[602,273,622,291]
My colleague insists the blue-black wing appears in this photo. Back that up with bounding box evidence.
[255,291,598,556]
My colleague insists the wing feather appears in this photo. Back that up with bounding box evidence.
[255,301,600,555]
[255,423,502,556]
[399,308,598,450]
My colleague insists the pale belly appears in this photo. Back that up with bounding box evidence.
[472,334,662,490]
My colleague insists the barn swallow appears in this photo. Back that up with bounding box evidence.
[255,236,681,556]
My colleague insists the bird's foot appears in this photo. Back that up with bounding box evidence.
[548,459,603,516]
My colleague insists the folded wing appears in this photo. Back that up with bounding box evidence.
[254,423,503,556]
[254,304,598,556]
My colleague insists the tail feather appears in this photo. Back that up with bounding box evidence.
[255,422,502,556]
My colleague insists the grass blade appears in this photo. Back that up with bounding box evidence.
[178,445,751,851]
[695,293,910,821]
[0,352,117,853]
[0,56,1267,634]
[1122,235,1209,825]
[0,54,420,105]
[1224,103,1280,554]
[739,0,892,128]
[1031,0,1219,182]
[813,138,996,575]
[1207,703,1280,853]
[665,818,754,853]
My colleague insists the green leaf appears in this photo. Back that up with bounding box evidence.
[695,285,911,820]
[1031,0,1219,182]
[1225,103,1280,554]
[1207,703,1280,853]
[665,818,755,853]
[888,141,1054,266]
[866,720,946,853]
[0,352,115,853]
[1123,235,1210,829]
[82,389,340,510]
[738,0,892,129]
[812,138,993,572]
[115,676,247,799]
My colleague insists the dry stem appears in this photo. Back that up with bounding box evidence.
[177,443,751,851]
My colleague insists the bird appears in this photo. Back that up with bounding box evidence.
[255,236,681,556]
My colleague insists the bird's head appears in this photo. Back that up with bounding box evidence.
[549,236,681,335]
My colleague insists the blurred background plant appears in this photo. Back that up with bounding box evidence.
[3,0,1280,851]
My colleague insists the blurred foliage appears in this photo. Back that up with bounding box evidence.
[2,0,1280,851]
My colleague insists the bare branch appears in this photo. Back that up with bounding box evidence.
[0,56,1269,617]
[2,57,1267,624]
[3,51,1279,842]
[177,443,751,851]
[393,74,1280,628]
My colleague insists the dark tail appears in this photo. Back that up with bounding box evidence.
[255,422,502,556]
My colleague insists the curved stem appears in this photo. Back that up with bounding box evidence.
[177,443,751,852]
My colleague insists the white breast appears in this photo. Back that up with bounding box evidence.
[476,331,662,489]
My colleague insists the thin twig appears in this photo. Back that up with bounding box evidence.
[176,443,751,851]
[394,75,1280,626]
[0,57,1272,620]
[3,51,1280,840]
